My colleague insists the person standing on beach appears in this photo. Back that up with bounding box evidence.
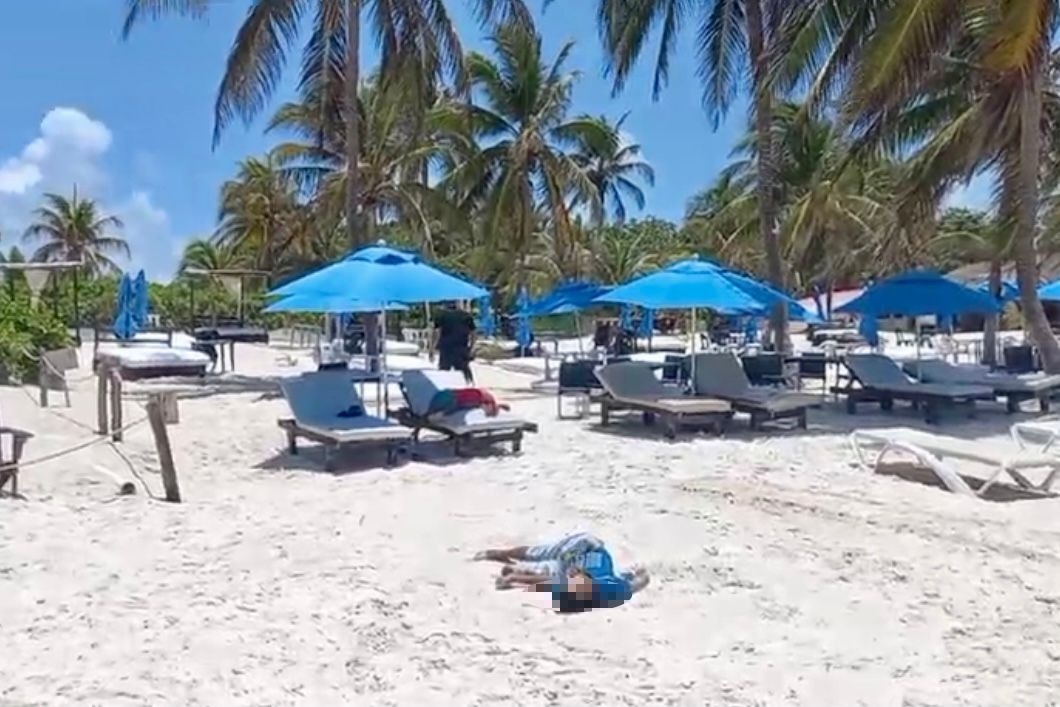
[430,302,476,383]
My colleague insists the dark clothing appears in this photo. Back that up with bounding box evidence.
[438,348,473,383]
[434,308,475,383]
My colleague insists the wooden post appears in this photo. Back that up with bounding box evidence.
[146,394,180,503]
[38,360,47,409]
[96,363,109,436]
[109,370,123,442]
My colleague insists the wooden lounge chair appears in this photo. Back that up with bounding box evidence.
[277,371,412,470]
[392,369,538,455]
[593,362,732,439]
[839,354,993,424]
[850,426,1060,498]
[691,353,819,430]
[904,358,1060,413]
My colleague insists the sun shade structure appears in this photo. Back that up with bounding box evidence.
[112,273,139,340]
[596,258,822,321]
[477,296,497,337]
[837,271,1001,317]
[515,287,532,350]
[1037,279,1060,302]
[263,294,409,314]
[269,243,488,303]
[527,281,612,316]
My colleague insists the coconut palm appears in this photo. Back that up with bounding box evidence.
[793,0,1060,369]
[214,155,304,271]
[122,0,533,250]
[444,22,607,285]
[178,239,247,275]
[23,190,129,275]
[268,73,464,255]
[569,113,655,224]
[584,0,796,348]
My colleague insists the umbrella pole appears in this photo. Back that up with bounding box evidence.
[690,307,697,388]
[380,307,389,416]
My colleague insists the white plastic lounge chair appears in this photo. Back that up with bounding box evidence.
[691,353,819,430]
[1011,418,1060,455]
[841,354,994,423]
[394,369,538,455]
[277,371,411,469]
[904,358,1060,413]
[593,362,732,439]
[850,427,1060,497]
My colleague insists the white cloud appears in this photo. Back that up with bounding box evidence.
[0,107,179,280]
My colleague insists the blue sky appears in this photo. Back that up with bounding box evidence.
[0,1,986,281]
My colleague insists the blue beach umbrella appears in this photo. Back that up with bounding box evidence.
[837,270,1000,317]
[112,274,139,340]
[858,316,880,348]
[619,304,634,331]
[132,270,149,327]
[744,317,759,343]
[269,242,487,303]
[264,294,408,313]
[477,296,497,337]
[597,259,767,312]
[515,287,532,352]
[528,281,612,316]
[638,308,655,339]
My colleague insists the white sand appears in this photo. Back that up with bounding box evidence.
[3,340,1060,705]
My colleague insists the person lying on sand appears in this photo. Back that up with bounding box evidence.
[473,532,650,613]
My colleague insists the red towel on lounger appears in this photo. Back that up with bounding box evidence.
[427,388,510,417]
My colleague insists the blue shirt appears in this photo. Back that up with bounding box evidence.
[553,547,634,608]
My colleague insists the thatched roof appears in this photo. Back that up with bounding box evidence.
[946,255,1060,284]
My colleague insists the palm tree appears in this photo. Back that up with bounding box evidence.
[23,190,129,275]
[444,22,606,286]
[585,0,794,348]
[178,239,247,275]
[122,0,533,250]
[805,0,1060,370]
[570,113,655,224]
[214,155,303,270]
[268,72,463,255]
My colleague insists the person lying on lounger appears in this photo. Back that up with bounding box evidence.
[473,532,650,612]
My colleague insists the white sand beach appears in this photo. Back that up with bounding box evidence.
[4,340,1060,706]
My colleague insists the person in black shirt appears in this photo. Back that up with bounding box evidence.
[430,302,476,383]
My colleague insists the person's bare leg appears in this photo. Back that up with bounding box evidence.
[496,570,550,590]
[473,546,530,563]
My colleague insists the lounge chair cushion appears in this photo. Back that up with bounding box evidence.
[280,371,410,442]
[691,353,818,411]
[400,369,531,433]
[845,354,992,398]
[905,359,1060,393]
[595,362,730,414]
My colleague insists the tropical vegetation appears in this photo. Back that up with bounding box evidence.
[3,2,1060,372]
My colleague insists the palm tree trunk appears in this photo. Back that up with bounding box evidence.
[745,0,787,352]
[1013,67,1060,371]
[345,0,362,249]
[982,257,1001,367]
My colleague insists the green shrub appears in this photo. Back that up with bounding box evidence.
[0,296,72,382]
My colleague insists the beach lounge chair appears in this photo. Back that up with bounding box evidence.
[903,358,1060,413]
[277,371,412,470]
[691,353,819,430]
[839,354,993,424]
[1011,418,1060,455]
[392,369,538,455]
[593,362,732,439]
[850,426,1060,498]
